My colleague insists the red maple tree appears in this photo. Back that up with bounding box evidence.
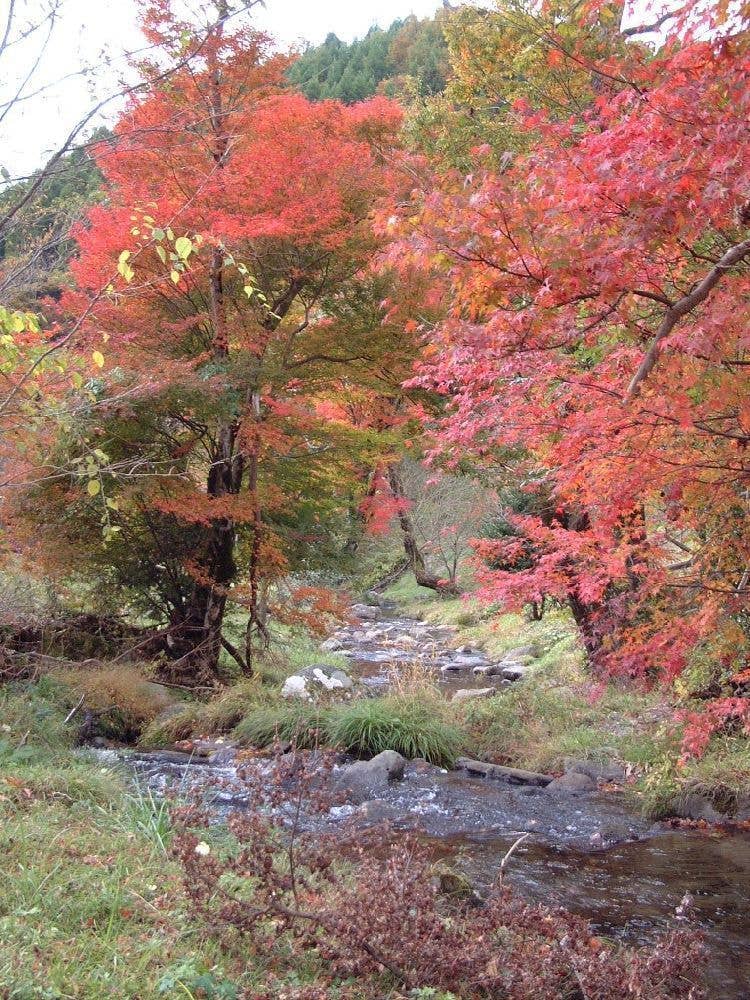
[391,0,750,744]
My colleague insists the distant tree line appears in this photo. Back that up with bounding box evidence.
[287,15,449,103]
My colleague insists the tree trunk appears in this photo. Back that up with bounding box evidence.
[245,391,268,670]
[159,9,242,683]
[387,464,461,596]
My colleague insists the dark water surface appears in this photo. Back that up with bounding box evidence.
[427,829,750,999]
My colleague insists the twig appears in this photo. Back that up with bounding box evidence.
[498,832,531,883]
[64,694,85,724]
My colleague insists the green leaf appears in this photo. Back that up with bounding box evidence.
[175,236,193,260]
[87,479,101,497]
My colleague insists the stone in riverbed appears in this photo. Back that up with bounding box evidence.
[563,757,626,783]
[441,662,467,674]
[546,771,596,793]
[472,663,504,677]
[351,603,381,621]
[451,687,497,703]
[501,662,532,681]
[282,664,353,701]
[320,637,344,653]
[356,798,401,824]
[335,750,407,799]
[673,792,726,823]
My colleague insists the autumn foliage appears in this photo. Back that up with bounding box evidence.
[9,2,409,679]
[1,0,749,745]
[388,0,750,743]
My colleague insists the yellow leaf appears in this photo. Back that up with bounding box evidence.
[87,479,101,496]
[170,270,181,285]
[92,350,105,368]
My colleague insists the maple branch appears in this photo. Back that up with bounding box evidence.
[631,289,674,307]
[622,11,677,36]
[625,237,750,401]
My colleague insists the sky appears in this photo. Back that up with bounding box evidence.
[0,0,444,180]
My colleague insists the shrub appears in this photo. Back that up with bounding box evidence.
[173,755,706,1000]
[328,696,465,767]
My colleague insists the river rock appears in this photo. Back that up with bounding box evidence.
[351,603,381,621]
[320,637,344,653]
[441,662,468,674]
[452,687,496,703]
[282,664,353,700]
[336,750,407,798]
[501,663,532,681]
[563,757,626,783]
[546,771,596,793]
[673,792,726,823]
[472,663,504,677]
[356,798,401,824]
[589,821,639,847]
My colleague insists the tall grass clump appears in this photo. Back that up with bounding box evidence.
[328,696,465,767]
[232,702,329,750]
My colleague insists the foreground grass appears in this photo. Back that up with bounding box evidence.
[0,760,240,998]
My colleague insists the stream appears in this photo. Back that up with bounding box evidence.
[101,602,750,997]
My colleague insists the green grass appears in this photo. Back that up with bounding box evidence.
[0,689,336,998]
[328,696,466,767]
[232,701,329,750]
[0,751,226,998]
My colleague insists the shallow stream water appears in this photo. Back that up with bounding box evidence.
[108,605,750,997]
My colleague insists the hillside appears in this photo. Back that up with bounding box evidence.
[287,14,450,102]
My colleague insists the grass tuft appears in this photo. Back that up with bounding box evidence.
[232,702,329,750]
[328,695,465,767]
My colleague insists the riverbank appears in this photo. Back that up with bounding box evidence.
[380,576,750,824]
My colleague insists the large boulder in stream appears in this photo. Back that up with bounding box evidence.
[335,750,407,800]
[282,664,354,701]
[351,603,381,621]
